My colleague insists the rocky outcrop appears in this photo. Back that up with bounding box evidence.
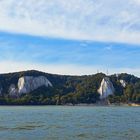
[9,76,52,97]
[120,80,126,87]
[98,77,114,99]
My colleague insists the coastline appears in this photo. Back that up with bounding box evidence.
[0,102,139,107]
[128,103,140,107]
[64,102,140,107]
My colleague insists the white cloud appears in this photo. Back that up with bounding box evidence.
[0,61,140,77]
[133,0,140,4]
[0,0,140,44]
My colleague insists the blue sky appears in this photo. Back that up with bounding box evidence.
[0,0,140,76]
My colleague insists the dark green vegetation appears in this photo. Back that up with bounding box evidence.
[0,70,140,105]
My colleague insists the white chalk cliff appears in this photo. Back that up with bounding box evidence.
[98,77,114,99]
[18,76,52,94]
[9,76,52,96]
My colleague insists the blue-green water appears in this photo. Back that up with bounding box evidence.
[0,106,139,140]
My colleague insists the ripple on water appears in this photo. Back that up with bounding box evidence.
[0,106,139,140]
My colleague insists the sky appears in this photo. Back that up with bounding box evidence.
[0,0,140,76]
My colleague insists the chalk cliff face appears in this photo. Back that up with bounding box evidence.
[98,77,114,99]
[120,80,126,87]
[18,76,52,94]
[9,76,52,96]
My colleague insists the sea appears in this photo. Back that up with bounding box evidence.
[0,106,139,140]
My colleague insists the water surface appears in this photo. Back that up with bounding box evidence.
[0,106,139,140]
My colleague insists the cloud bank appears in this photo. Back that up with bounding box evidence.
[0,0,140,44]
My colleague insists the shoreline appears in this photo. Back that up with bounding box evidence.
[128,103,140,107]
[0,103,139,107]
[65,103,140,107]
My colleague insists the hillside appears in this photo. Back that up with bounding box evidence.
[0,70,139,105]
